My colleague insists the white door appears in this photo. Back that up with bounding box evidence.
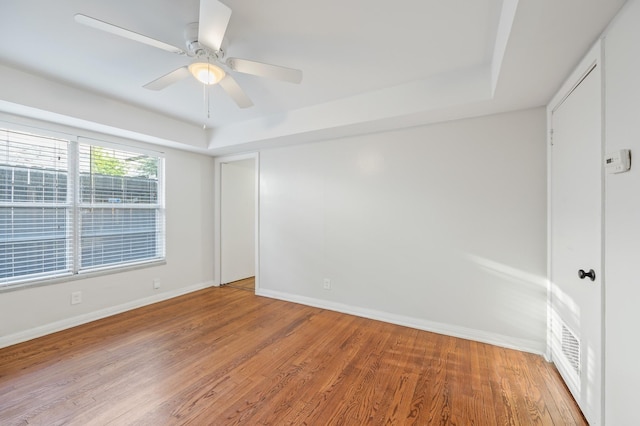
[550,62,602,424]
[220,159,256,285]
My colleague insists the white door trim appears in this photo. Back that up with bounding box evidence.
[214,152,260,289]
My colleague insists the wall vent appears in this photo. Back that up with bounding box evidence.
[561,324,581,376]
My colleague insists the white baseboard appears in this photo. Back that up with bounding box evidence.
[0,280,215,349]
[256,288,545,356]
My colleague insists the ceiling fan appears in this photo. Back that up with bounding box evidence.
[74,0,303,109]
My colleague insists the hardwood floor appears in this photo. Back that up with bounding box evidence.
[223,277,255,291]
[0,286,586,425]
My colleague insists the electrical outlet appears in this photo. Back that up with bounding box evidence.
[71,291,82,305]
[153,278,161,290]
[323,278,331,290]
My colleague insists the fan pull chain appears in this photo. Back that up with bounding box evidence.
[201,62,212,129]
[202,75,211,129]
[202,82,206,129]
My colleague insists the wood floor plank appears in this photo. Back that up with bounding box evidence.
[378,329,423,425]
[248,313,360,423]
[0,282,587,425]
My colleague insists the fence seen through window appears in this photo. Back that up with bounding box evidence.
[0,128,165,287]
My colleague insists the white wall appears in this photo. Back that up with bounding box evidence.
[0,139,215,348]
[221,159,256,284]
[0,64,207,151]
[258,107,548,353]
[603,0,640,423]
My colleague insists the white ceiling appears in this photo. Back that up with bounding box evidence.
[0,0,628,154]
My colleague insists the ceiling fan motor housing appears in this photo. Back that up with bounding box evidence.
[184,22,223,60]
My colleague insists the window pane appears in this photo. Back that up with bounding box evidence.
[78,142,162,270]
[0,130,68,204]
[0,207,67,240]
[0,129,70,284]
[0,239,68,280]
[0,166,67,203]
[80,207,159,268]
[78,145,158,204]
[0,130,68,171]
[0,207,69,280]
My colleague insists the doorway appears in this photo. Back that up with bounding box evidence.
[214,153,259,290]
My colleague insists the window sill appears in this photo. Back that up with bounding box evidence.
[0,259,167,294]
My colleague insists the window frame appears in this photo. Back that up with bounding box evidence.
[0,125,166,292]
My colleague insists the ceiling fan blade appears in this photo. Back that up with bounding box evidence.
[219,75,253,108]
[227,58,303,84]
[143,66,191,90]
[198,0,232,52]
[74,14,185,55]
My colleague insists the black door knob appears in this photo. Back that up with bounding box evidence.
[578,269,596,281]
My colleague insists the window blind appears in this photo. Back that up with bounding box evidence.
[0,128,165,288]
[0,129,71,284]
[77,142,164,271]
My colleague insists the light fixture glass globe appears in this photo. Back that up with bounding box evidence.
[188,62,226,85]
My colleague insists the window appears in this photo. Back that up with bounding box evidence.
[0,130,69,283]
[0,128,165,288]
[77,141,163,270]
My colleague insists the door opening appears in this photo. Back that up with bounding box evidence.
[215,154,259,291]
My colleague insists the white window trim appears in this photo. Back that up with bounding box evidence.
[0,120,166,292]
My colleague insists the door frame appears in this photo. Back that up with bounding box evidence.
[214,152,260,289]
[546,40,605,423]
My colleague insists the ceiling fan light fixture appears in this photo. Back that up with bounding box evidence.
[188,62,225,85]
